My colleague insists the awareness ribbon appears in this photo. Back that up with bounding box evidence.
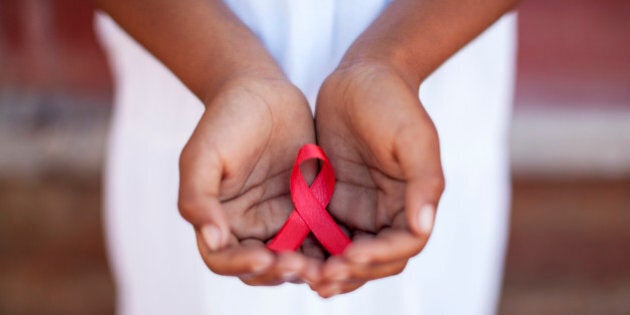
[267,144,351,255]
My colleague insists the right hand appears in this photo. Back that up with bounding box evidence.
[311,61,445,297]
[178,75,323,285]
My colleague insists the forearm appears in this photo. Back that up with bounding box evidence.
[94,0,284,101]
[341,0,520,86]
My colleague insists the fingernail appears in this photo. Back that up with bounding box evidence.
[417,205,435,235]
[201,225,222,251]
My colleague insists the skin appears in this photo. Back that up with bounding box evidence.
[310,0,521,297]
[311,62,443,296]
[95,0,520,297]
[94,0,322,286]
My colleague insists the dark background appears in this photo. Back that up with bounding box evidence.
[1,0,629,314]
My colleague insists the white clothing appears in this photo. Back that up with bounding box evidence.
[96,1,516,314]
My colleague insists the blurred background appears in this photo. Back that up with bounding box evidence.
[0,0,628,314]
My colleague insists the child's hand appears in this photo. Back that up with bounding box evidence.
[311,61,445,297]
[178,76,322,286]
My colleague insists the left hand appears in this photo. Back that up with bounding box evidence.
[178,76,323,286]
[310,61,445,297]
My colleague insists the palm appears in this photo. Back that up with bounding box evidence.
[181,78,315,242]
[316,130,406,235]
[180,77,327,286]
[316,65,429,234]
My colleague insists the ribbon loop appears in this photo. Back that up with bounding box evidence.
[267,144,351,255]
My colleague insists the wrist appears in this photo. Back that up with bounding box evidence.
[336,51,421,91]
[200,52,287,105]
[201,68,305,113]
[339,42,422,89]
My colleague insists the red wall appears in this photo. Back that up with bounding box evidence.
[516,0,630,110]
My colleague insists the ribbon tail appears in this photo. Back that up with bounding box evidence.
[292,180,351,255]
[267,211,310,252]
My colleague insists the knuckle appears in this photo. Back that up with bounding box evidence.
[424,173,445,198]
[410,241,425,255]
[432,174,446,195]
[199,252,224,275]
[177,194,203,223]
[201,253,244,278]
[388,260,409,277]
[178,141,195,170]
[206,263,224,275]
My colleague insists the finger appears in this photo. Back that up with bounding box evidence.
[240,252,303,286]
[196,236,274,277]
[179,136,230,250]
[301,255,324,285]
[338,259,408,282]
[300,235,327,260]
[338,280,366,295]
[342,228,428,265]
[318,256,349,282]
[404,176,441,237]
[239,252,310,286]
[313,279,366,298]
[321,253,408,282]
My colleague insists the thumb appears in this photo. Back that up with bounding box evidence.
[178,140,230,251]
[404,175,443,238]
[395,121,445,238]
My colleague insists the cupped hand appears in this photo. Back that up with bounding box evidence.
[311,61,445,297]
[178,75,323,286]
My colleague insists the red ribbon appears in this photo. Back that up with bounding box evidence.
[267,144,351,255]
